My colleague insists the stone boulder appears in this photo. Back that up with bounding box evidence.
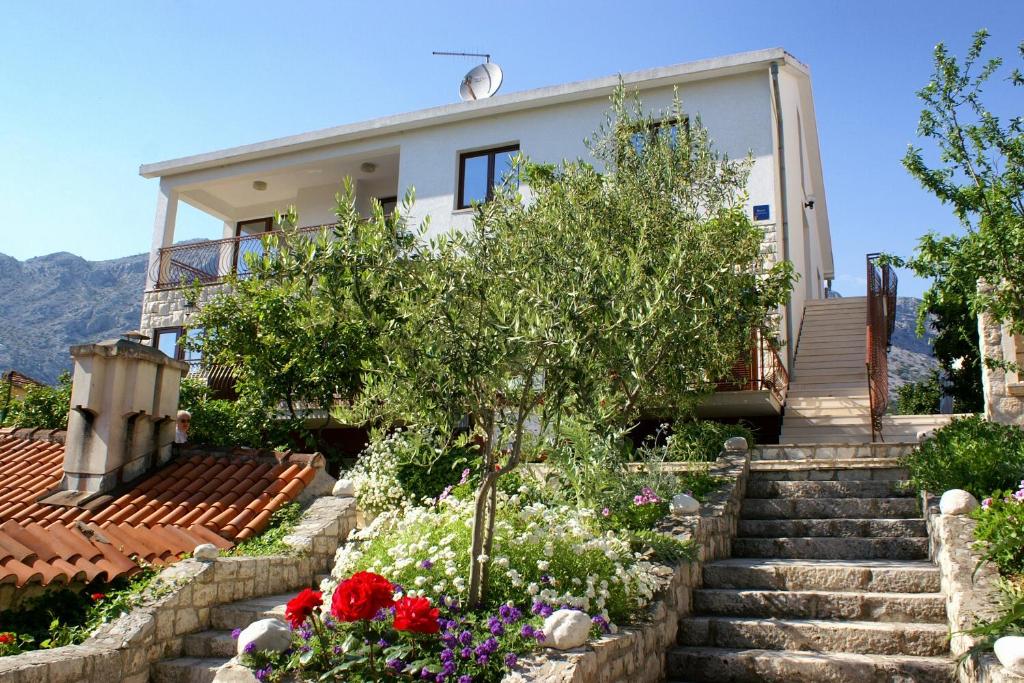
[193,543,219,561]
[542,609,591,650]
[939,489,979,515]
[237,618,291,656]
[333,478,355,497]
[670,493,699,516]
[995,636,1024,675]
[724,436,748,452]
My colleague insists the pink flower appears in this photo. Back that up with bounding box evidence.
[601,508,610,517]
[459,469,471,485]
[1014,489,1024,502]
[982,498,993,509]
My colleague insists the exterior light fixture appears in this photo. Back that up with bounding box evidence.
[360,162,377,174]
[252,180,268,191]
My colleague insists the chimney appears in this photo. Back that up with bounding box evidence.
[58,336,188,499]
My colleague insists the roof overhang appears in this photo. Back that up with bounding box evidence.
[140,48,807,179]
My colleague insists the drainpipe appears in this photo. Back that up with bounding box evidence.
[770,62,794,368]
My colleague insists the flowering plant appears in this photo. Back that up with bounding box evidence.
[973,480,1024,576]
[240,571,544,682]
[0,632,32,657]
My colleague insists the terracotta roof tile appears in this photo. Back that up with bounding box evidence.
[0,433,322,587]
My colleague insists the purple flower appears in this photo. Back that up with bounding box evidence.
[254,667,270,682]
[520,624,535,638]
[378,638,390,648]
[230,628,241,639]
[243,642,256,654]
[300,644,311,653]
[477,654,489,665]
[458,630,473,646]
[460,647,473,659]
[459,676,473,683]
[535,629,546,642]
[1015,489,1024,502]
[440,648,455,663]
[421,667,435,680]
[499,604,523,623]
[421,559,434,569]
[387,658,406,672]
[505,653,519,667]
[439,484,454,500]
[333,645,343,654]
[488,616,505,635]
[459,468,471,485]
[592,614,611,633]
[601,507,610,517]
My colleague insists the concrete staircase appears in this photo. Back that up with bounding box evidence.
[152,589,316,682]
[668,454,954,682]
[781,297,960,444]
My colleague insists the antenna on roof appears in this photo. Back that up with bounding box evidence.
[432,51,503,101]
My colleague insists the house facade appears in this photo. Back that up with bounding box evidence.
[138,48,833,422]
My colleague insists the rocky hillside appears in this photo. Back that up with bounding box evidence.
[0,251,147,383]
[888,296,939,391]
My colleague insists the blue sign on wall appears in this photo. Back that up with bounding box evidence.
[753,204,770,221]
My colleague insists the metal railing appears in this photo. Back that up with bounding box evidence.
[186,360,237,400]
[716,331,790,404]
[150,224,334,290]
[866,253,897,441]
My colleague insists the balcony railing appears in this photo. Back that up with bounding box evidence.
[866,253,897,441]
[150,224,334,290]
[715,331,790,404]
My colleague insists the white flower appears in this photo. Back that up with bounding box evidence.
[414,576,427,587]
[537,560,550,571]
[477,554,490,564]
[527,583,540,595]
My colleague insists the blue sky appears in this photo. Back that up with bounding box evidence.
[1,1,1021,297]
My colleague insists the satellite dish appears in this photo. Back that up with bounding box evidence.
[460,62,503,101]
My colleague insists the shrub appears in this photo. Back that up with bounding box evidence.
[972,485,1024,577]
[894,371,942,415]
[1,372,72,430]
[902,415,1024,498]
[664,420,755,462]
[177,378,279,448]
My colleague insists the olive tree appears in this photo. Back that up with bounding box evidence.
[358,88,793,605]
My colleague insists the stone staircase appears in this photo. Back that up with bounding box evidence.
[781,297,960,444]
[152,588,319,682]
[667,453,954,682]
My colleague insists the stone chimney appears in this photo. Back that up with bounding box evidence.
[58,337,188,499]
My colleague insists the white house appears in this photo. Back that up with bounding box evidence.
[138,48,833,426]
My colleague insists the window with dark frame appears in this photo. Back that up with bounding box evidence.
[152,327,203,364]
[456,144,520,209]
[235,217,274,273]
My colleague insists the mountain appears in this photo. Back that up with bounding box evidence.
[888,296,939,391]
[0,251,147,383]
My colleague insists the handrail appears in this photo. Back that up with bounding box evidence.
[866,253,898,441]
[150,223,334,290]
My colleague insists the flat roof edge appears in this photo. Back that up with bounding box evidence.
[140,48,802,179]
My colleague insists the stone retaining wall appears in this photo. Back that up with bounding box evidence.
[0,496,356,683]
[925,495,1024,683]
[753,442,916,460]
[505,449,749,683]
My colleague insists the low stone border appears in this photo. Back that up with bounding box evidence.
[925,494,1024,682]
[753,442,916,460]
[0,496,356,683]
[505,448,749,683]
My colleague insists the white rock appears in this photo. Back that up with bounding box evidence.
[724,436,748,452]
[542,609,591,650]
[333,478,355,497]
[193,543,219,561]
[995,636,1024,674]
[939,489,979,515]
[670,493,700,515]
[236,618,292,656]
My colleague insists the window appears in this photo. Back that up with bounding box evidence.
[457,145,520,209]
[153,327,203,364]
[629,117,689,155]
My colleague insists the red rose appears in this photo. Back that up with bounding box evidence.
[330,571,395,622]
[90,593,105,601]
[285,588,323,629]
[0,633,13,644]
[393,596,440,634]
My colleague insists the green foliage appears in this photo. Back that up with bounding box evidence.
[902,415,1024,498]
[963,578,1024,652]
[0,566,162,654]
[629,530,697,565]
[894,371,943,415]
[920,290,984,413]
[899,30,1024,336]
[663,420,756,462]
[972,490,1024,576]
[177,378,275,448]
[227,502,303,557]
[0,372,72,430]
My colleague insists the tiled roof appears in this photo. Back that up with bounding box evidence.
[1,370,46,390]
[0,428,321,587]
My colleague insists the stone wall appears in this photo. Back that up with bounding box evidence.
[0,496,356,683]
[753,442,917,459]
[140,285,228,340]
[979,310,1024,426]
[505,448,749,683]
[925,495,1024,682]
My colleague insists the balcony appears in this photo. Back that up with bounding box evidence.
[150,224,333,290]
[698,332,789,417]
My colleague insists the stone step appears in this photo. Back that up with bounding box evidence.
[732,537,929,560]
[786,383,870,394]
[678,616,949,657]
[702,558,941,593]
[752,444,916,460]
[745,480,912,499]
[783,415,875,427]
[151,657,231,683]
[737,518,927,539]
[749,461,907,481]
[210,593,290,630]
[666,647,954,682]
[693,589,946,622]
[741,497,920,520]
[784,407,871,418]
[183,630,237,658]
